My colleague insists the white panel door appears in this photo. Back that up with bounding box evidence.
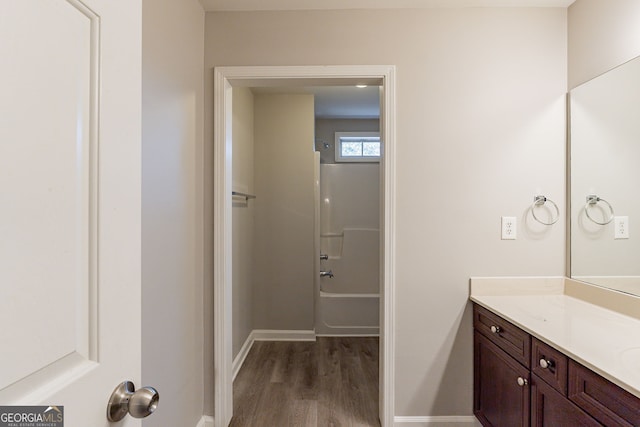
[0,1,143,426]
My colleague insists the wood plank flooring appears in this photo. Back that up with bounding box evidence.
[230,337,380,427]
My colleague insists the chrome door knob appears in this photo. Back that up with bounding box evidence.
[490,325,501,334]
[517,377,528,387]
[107,381,159,421]
[539,358,553,369]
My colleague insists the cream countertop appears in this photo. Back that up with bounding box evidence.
[470,277,640,399]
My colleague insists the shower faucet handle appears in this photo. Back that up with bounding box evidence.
[320,253,329,260]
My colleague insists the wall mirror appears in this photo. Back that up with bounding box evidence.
[570,54,640,296]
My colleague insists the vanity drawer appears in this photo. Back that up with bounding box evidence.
[531,337,568,395]
[568,360,640,427]
[473,304,531,368]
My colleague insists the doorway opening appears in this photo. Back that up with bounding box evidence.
[213,66,396,427]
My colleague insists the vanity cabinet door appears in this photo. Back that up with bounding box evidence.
[531,374,601,427]
[569,360,640,427]
[475,331,530,427]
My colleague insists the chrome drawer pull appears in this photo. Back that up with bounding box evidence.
[539,358,554,369]
[490,325,501,334]
[517,377,528,387]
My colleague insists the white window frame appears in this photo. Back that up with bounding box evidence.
[334,131,381,162]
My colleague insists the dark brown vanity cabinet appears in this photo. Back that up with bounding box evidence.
[473,303,640,427]
[474,330,530,426]
[474,305,531,426]
[531,374,600,426]
[568,361,640,427]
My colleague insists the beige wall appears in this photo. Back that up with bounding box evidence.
[205,8,567,418]
[141,0,204,426]
[232,91,317,357]
[252,93,316,330]
[568,0,640,88]
[232,87,255,358]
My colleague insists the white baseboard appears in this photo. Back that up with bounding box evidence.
[196,415,214,427]
[316,333,380,337]
[232,331,256,381]
[394,416,481,427]
[252,329,316,341]
[232,329,317,380]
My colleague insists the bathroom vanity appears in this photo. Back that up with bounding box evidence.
[470,278,640,427]
[468,44,640,427]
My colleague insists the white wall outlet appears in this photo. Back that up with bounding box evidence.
[614,216,629,239]
[501,216,517,240]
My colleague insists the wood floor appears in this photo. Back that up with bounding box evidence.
[229,337,380,427]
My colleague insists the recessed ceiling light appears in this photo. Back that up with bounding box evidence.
[356,84,368,88]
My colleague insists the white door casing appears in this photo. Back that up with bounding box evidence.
[0,1,142,426]
[213,66,396,427]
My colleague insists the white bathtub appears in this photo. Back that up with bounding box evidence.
[316,228,380,335]
[316,291,380,336]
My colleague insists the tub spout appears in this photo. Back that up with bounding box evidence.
[320,270,334,278]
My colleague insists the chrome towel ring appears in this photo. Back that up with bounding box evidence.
[531,195,560,225]
[585,195,614,225]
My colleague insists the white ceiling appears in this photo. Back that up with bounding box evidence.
[313,86,379,119]
[200,0,575,12]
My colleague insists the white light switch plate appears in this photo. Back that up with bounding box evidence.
[501,216,517,240]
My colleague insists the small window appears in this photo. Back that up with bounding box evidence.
[335,132,381,162]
